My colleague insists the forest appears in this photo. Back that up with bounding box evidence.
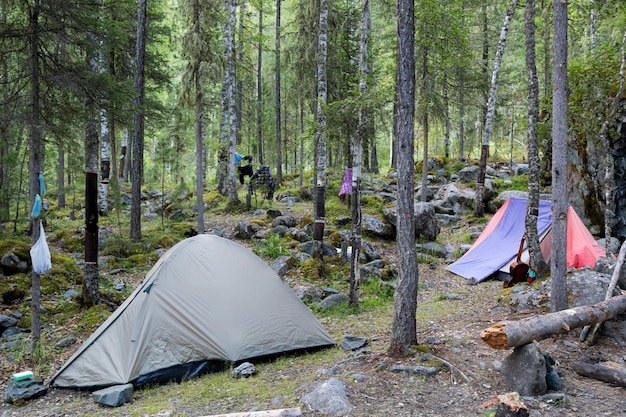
[1,0,624,221]
[1,0,626,381]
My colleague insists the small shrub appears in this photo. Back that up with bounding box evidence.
[253,234,290,259]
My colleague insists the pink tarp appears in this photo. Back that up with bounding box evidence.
[447,198,606,282]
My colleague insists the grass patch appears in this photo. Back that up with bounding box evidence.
[253,233,291,259]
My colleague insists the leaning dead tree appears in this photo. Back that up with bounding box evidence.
[480,294,626,349]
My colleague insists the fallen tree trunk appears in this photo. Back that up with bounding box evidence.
[480,294,626,349]
[572,362,626,388]
[199,408,302,417]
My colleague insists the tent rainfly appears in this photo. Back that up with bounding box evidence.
[446,197,606,282]
[49,234,335,389]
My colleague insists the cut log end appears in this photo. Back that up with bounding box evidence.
[480,323,509,350]
[495,392,529,417]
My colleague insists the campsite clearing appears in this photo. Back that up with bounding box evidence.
[1,208,625,416]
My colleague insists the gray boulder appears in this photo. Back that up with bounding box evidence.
[272,215,298,228]
[4,379,48,403]
[299,241,337,258]
[271,255,295,277]
[0,314,18,331]
[318,293,349,310]
[300,378,352,416]
[0,253,28,275]
[361,214,395,240]
[232,362,257,378]
[501,342,547,396]
[437,183,476,214]
[383,201,440,241]
[340,335,368,351]
[92,384,134,407]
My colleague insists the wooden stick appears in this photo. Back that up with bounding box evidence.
[198,408,301,417]
[582,239,626,344]
[480,294,626,349]
[572,362,626,388]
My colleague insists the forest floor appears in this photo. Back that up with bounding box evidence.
[1,200,626,417]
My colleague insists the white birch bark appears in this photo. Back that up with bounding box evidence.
[474,0,518,217]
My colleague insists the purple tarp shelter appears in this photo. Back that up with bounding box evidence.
[446,198,553,282]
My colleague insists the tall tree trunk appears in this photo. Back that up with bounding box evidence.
[349,0,369,306]
[474,0,518,217]
[524,0,548,277]
[57,142,65,209]
[236,0,246,146]
[256,6,264,165]
[420,47,428,203]
[226,0,239,206]
[601,30,626,249]
[28,0,43,353]
[443,74,450,159]
[0,4,10,222]
[457,3,466,161]
[193,0,206,233]
[84,32,100,306]
[551,0,568,312]
[130,0,147,241]
[389,0,417,357]
[275,0,282,184]
[313,0,329,256]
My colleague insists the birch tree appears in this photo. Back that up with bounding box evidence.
[389,0,418,356]
[474,0,517,217]
[551,0,568,312]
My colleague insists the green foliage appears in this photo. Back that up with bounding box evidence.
[252,234,290,259]
[493,174,529,193]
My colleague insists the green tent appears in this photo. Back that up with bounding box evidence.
[49,234,335,389]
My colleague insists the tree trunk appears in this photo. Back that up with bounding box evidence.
[313,0,328,255]
[130,0,147,241]
[389,0,417,357]
[57,142,65,209]
[256,7,264,165]
[99,109,110,215]
[83,27,101,306]
[474,0,517,217]
[602,30,626,250]
[572,362,626,388]
[443,74,450,159]
[274,0,282,185]
[420,47,428,203]
[349,0,369,306]
[480,295,626,349]
[551,0,568,312]
[193,0,205,234]
[28,0,43,353]
[524,0,548,278]
[224,0,239,206]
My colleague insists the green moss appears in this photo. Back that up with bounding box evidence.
[76,304,114,333]
[127,253,159,267]
[0,239,31,261]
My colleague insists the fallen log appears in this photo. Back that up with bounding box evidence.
[571,362,626,388]
[198,408,302,417]
[480,294,626,349]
